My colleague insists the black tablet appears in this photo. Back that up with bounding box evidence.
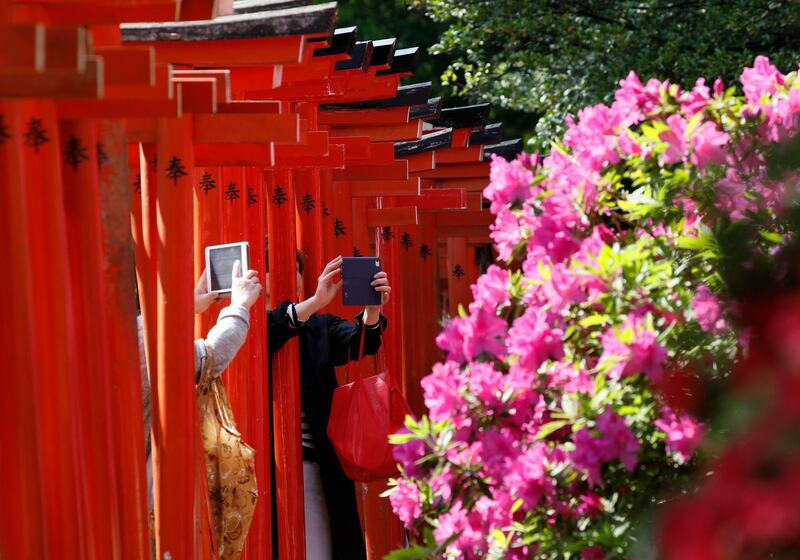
[205,242,250,294]
[342,256,382,306]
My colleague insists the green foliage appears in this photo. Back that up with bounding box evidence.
[403,0,800,148]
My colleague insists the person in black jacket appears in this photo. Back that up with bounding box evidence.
[267,253,390,560]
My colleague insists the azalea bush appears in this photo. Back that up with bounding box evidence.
[387,57,800,559]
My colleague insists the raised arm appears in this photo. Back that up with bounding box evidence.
[194,260,261,381]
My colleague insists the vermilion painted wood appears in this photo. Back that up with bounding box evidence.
[95,46,155,86]
[446,238,471,316]
[56,98,179,119]
[273,143,344,169]
[434,145,483,164]
[60,119,122,558]
[11,3,177,26]
[416,161,490,179]
[295,168,324,299]
[416,213,440,415]
[140,36,305,67]
[0,100,47,560]
[229,67,283,95]
[244,165,272,560]
[20,99,85,557]
[350,178,421,197]
[406,151,435,173]
[104,62,171,100]
[0,57,102,98]
[195,143,273,166]
[319,105,410,126]
[218,100,282,114]
[395,188,466,210]
[332,161,408,181]
[274,130,329,159]
[437,225,492,240]
[450,128,472,149]
[365,206,418,228]
[345,142,394,164]
[266,169,306,560]
[436,177,492,191]
[177,78,218,114]
[0,23,45,71]
[194,113,299,143]
[329,119,421,142]
[435,210,494,227]
[154,115,197,560]
[336,135,371,161]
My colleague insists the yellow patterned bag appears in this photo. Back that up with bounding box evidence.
[196,344,258,560]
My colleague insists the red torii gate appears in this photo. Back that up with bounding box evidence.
[0,1,524,558]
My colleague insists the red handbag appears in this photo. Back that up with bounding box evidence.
[327,324,412,482]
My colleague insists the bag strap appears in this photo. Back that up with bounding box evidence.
[346,319,367,384]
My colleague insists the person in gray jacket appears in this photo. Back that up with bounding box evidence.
[138,259,262,511]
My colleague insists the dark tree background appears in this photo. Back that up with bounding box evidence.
[331,0,800,148]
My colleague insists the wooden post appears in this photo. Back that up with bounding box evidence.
[154,114,197,560]
[266,168,305,560]
[0,99,48,560]
[60,118,122,557]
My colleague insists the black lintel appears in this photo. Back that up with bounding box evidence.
[368,38,396,67]
[483,139,523,161]
[469,123,502,145]
[409,97,442,121]
[335,41,373,71]
[428,103,490,129]
[312,26,357,54]
[320,82,432,110]
[121,2,336,42]
[375,46,419,76]
[234,0,314,14]
[394,128,453,158]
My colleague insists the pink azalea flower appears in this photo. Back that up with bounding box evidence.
[715,168,759,220]
[691,284,728,334]
[740,55,785,106]
[467,362,505,407]
[507,307,564,372]
[460,308,507,360]
[484,153,534,213]
[571,427,605,486]
[434,501,487,557]
[689,121,730,171]
[594,409,641,472]
[469,265,510,313]
[548,362,594,394]
[490,207,523,261]
[436,319,467,363]
[680,78,711,116]
[654,406,704,462]
[429,466,454,504]
[421,361,465,423]
[581,546,606,560]
[389,479,422,528]
[660,114,688,164]
[393,429,428,478]
[613,71,661,123]
[564,104,623,170]
[713,78,725,98]
[600,316,668,383]
[502,443,551,508]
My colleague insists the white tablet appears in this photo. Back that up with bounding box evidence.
[205,241,250,295]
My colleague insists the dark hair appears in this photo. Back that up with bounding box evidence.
[264,241,305,276]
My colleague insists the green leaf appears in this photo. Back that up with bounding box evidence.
[758,230,783,244]
[579,314,611,328]
[534,420,570,440]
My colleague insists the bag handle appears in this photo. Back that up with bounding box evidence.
[346,318,367,384]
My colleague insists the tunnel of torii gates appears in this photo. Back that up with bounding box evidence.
[0,1,523,559]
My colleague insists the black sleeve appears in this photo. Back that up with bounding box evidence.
[267,300,303,355]
[327,312,388,367]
